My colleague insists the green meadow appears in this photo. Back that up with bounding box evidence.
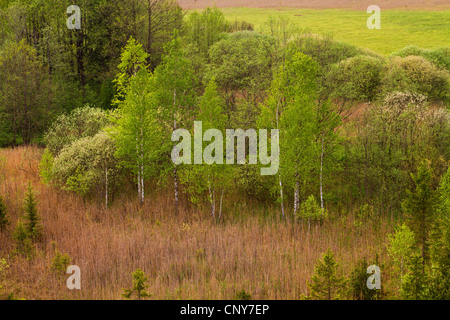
[220,8,450,55]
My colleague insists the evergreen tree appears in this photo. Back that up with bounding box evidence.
[22,183,42,240]
[401,252,430,300]
[12,220,34,258]
[122,269,151,300]
[0,195,9,232]
[402,161,436,266]
[428,168,450,299]
[307,248,347,300]
[349,257,381,300]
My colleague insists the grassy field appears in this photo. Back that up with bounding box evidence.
[219,8,450,55]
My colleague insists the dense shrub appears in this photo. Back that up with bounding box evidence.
[381,56,450,103]
[51,132,119,198]
[207,31,275,93]
[43,106,110,155]
[326,55,384,102]
[392,46,450,71]
[292,34,359,70]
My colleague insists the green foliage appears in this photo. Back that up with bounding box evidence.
[234,289,252,300]
[293,34,359,72]
[38,148,54,185]
[392,46,450,71]
[402,161,436,263]
[326,55,384,102]
[179,78,230,217]
[0,195,9,232]
[297,195,327,223]
[0,39,53,145]
[387,224,416,291]
[50,249,72,274]
[22,183,42,240]
[184,7,228,57]
[113,37,150,105]
[382,56,450,103]
[427,169,450,299]
[349,257,381,300]
[307,249,347,300]
[52,132,119,198]
[0,258,8,291]
[43,106,110,156]
[401,251,430,300]
[207,31,275,101]
[12,220,34,258]
[122,269,151,300]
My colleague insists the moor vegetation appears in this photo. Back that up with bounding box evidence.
[0,2,449,300]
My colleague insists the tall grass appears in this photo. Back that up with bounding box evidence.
[0,146,396,299]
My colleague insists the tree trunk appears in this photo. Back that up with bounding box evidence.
[294,171,299,215]
[320,133,324,216]
[279,174,285,219]
[208,182,215,219]
[218,188,224,221]
[174,165,179,215]
[105,167,108,210]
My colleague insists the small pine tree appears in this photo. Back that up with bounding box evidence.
[307,249,347,300]
[51,249,72,274]
[349,257,381,300]
[12,220,34,258]
[0,195,10,232]
[122,269,151,300]
[402,161,436,265]
[234,289,252,300]
[22,183,42,240]
[401,252,430,300]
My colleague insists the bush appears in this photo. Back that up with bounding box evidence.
[43,106,110,155]
[382,56,450,103]
[52,132,119,198]
[326,55,384,102]
[234,289,252,300]
[0,195,9,232]
[39,148,54,185]
[208,31,275,93]
[50,248,72,274]
[122,269,151,300]
[297,195,328,225]
[293,34,359,71]
[392,46,450,71]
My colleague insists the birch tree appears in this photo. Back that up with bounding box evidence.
[153,32,195,215]
[259,50,318,218]
[111,38,159,205]
[180,78,229,220]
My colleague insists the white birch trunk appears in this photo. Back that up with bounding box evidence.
[320,133,324,216]
[174,166,179,215]
[218,188,224,221]
[276,95,285,219]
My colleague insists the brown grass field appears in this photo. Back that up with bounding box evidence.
[0,146,397,299]
[179,0,450,10]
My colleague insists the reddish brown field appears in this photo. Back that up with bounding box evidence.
[179,0,450,10]
[0,146,396,299]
